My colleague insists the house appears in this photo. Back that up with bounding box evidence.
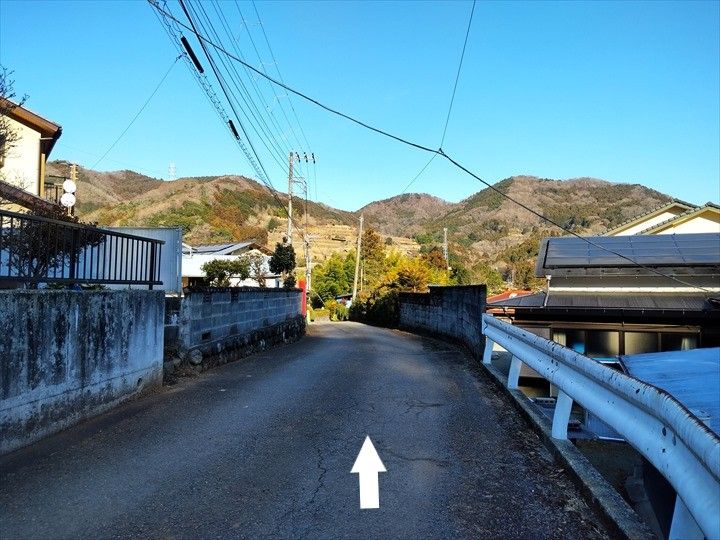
[182,241,281,287]
[488,233,720,361]
[0,98,62,200]
[606,199,720,236]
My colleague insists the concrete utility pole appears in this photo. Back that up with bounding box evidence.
[287,152,295,243]
[287,152,315,246]
[443,227,449,270]
[352,214,364,301]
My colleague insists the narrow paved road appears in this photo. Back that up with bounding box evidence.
[1,322,610,539]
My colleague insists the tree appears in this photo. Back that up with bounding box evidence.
[247,253,266,287]
[421,246,447,270]
[0,205,104,288]
[360,228,387,290]
[396,260,430,292]
[269,242,296,287]
[0,66,27,170]
[200,258,250,287]
[312,252,350,303]
[473,263,504,294]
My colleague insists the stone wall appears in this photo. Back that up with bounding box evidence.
[0,290,164,454]
[166,287,305,371]
[398,285,487,359]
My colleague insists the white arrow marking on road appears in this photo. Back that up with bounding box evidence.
[351,436,386,509]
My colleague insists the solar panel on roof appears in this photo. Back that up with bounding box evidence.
[542,233,720,269]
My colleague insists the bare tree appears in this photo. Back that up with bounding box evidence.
[0,66,27,170]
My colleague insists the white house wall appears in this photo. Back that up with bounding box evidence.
[656,215,720,234]
[613,210,685,236]
[0,117,41,195]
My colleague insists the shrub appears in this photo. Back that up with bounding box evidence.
[201,258,250,287]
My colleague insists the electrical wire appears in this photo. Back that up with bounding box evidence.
[440,0,476,148]
[400,154,437,195]
[91,54,181,170]
[251,0,313,153]
[401,2,473,196]
[191,1,290,175]
[210,1,292,164]
[155,0,303,235]
[148,0,714,295]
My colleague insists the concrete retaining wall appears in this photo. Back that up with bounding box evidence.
[165,287,305,371]
[399,285,487,359]
[0,290,164,454]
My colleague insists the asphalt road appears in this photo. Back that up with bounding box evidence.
[0,321,610,539]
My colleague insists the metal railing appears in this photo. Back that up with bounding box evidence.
[0,209,163,288]
[481,314,719,539]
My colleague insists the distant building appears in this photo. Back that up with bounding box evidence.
[182,241,281,288]
[606,199,719,235]
[0,98,62,200]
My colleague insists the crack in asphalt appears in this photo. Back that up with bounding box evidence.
[380,447,452,468]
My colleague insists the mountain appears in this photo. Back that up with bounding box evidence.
[358,193,454,237]
[361,175,671,263]
[47,161,673,273]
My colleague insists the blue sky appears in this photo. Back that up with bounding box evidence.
[1,0,718,211]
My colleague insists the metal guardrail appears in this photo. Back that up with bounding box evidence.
[0,209,163,288]
[481,314,720,540]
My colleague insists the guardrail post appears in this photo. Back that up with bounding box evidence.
[669,497,703,540]
[507,355,522,389]
[551,390,573,440]
[482,335,494,365]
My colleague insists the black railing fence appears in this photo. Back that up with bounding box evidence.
[0,209,163,288]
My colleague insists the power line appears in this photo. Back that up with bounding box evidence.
[401,2,474,196]
[440,0,476,148]
[191,0,290,175]
[154,1,293,225]
[148,0,713,295]
[251,0,313,153]
[210,0,293,167]
[91,54,181,170]
[168,0,306,236]
[400,154,437,195]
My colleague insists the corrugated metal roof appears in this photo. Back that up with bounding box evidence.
[488,291,716,313]
[192,242,254,254]
[619,348,720,436]
[537,233,720,273]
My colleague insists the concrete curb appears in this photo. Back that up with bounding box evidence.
[481,361,656,540]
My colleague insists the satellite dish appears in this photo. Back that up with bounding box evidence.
[60,193,76,208]
[62,179,77,194]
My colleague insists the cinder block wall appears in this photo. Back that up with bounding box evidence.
[398,285,487,359]
[172,287,304,363]
[0,290,165,454]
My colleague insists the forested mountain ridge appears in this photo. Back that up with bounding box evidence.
[47,161,673,282]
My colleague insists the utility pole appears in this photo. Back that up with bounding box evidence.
[286,151,295,243]
[352,214,364,301]
[443,227,449,271]
[287,151,315,246]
